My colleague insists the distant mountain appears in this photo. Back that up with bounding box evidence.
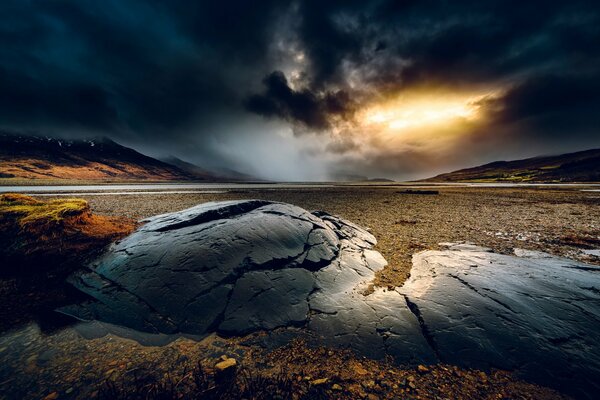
[423,149,600,183]
[161,156,257,182]
[159,156,219,181]
[367,178,396,183]
[0,133,214,181]
[331,173,369,182]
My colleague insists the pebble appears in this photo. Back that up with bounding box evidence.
[417,364,430,374]
[332,383,342,391]
[478,371,488,382]
[215,357,237,371]
[311,378,329,385]
[353,364,369,375]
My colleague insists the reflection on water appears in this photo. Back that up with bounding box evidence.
[0,321,240,399]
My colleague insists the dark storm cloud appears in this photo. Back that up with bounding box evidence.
[0,0,282,137]
[480,72,600,147]
[1,0,599,179]
[244,71,355,131]
[243,0,600,155]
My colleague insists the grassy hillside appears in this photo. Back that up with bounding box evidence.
[424,149,600,183]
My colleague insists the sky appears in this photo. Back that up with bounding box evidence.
[1,0,599,181]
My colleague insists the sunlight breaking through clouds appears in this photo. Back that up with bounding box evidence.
[359,91,490,133]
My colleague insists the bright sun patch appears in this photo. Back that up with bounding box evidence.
[360,91,489,132]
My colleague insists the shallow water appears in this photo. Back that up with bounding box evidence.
[0,183,335,193]
[1,182,599,195]
[0,320,232,399]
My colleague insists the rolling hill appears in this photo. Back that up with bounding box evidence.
[423,149,600,183]
[0,133,222,181]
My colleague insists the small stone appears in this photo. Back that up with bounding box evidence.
[43,393,59,400]
[215,357,237,371]
[417,364,429,374]
[367,394,379,400]
[353,364,369,375]
[332,383,342,391]
[311,378,329,385]
[65,388,74,394]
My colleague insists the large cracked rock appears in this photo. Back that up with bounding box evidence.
[60,201,600,398]
[60,200,432,361]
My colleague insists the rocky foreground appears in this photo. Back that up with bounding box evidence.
[56,200,600,399]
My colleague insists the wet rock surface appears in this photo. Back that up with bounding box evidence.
[59,201,600,399]
[400,243,600,399]
[60,200,432,362]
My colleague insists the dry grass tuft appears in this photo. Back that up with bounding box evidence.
[0,194,135,274]
[0,193,89,228]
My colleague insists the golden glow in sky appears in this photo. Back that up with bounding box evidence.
[359,91,489,133]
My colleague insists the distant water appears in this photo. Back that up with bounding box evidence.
[1,182,599,196]
[0,183,335,194]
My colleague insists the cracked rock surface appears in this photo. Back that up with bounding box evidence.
[400,243,600,399]
[60,200,432,361]
[60,201,600,398]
